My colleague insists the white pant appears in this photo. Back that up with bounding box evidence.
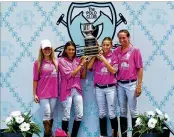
[61,88,83,121]
[117,81,138,118]
[40,98,57,121]
[95,86,117,119]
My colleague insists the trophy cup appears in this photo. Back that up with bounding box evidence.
[82,23,99,56]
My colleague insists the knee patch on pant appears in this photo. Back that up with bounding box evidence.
[109,114,116,119]
[120,108,127,117]
[99,114,107,119]
[130,109,138,118]
[62,117,70,121]
[75,114,83,121]
[43,113,51,120]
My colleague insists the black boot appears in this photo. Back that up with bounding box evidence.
[99,117,107,136]
[110,117,119,137]
[62,120,69,135]
[132,118,140,137]
[120,117,127,137]
[71,120,81,137]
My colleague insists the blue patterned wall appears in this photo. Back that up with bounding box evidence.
[1,1,174,137]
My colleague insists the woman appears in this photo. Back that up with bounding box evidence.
[87,37,119,137]
[58,41,87,137]
[114,29,143,137]
[33,39,58,137]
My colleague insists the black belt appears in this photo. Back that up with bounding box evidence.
[96,84,115,89]
[118,79,137,84]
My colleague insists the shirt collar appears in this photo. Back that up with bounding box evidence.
[43,59,52,63]
[64,57,76,63]
[103,50,112,57]
[120,44,133,54]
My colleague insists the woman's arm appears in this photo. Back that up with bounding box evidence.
[33,80,39,103]
[97,54,117,74]
[72,56,87,77]
[80,63,87,79]
[33,61,39,103]
[135,68,143,97]
[134,48,143,97]
[137,68,143,87]
[71,65,84,77]
[87,56,96,70]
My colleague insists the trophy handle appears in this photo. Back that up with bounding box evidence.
[92,25,99,38]
[92,25,97,31]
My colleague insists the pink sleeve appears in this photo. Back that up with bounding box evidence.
[134,48,143,68]
[58,58,73,79]
[113,46,119,55]
[111,54,119,71]
[33,61,39,81]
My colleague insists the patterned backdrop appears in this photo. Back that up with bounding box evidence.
[1,1,174,137]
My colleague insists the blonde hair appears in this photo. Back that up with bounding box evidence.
[37,47,57,74]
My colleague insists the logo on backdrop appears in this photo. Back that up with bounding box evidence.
[1,41,14,59]
[55,2,127,57]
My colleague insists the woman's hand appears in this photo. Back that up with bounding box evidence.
[135,85,142,97]
[34,94,39,103]
[97,54,106,62]
[80,56,88,65]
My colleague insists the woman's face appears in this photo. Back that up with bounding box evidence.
[42,47,52,57]
[102,40,112,54]
[118,32,130,46]
[65,45,75,59]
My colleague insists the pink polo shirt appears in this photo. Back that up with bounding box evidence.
[33,59,58,99]
[93,50,118,86]
[113,45,143,81]
[58,57,82,102]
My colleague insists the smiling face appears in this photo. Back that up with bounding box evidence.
[118,32,130,46]
[102,40,112,54]
[117,30,130,47]
[42,47,52,57]
[65,45,76,59]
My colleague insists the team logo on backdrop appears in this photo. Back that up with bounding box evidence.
[55,2,127,57]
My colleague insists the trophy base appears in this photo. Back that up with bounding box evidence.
[84,46,99,56]
[85,38,96,47]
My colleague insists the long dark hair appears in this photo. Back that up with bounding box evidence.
[62,41,76,59]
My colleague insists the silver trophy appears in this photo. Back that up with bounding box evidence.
[82,23,99,56]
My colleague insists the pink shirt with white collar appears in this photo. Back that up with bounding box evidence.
[113,45,143,81]
[33,59,58,99]
[58,57,82,102]
[93,50,118,86]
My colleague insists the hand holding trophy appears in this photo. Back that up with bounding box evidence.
[80,56,88,65]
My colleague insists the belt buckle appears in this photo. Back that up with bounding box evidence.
[107,84,109,88]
